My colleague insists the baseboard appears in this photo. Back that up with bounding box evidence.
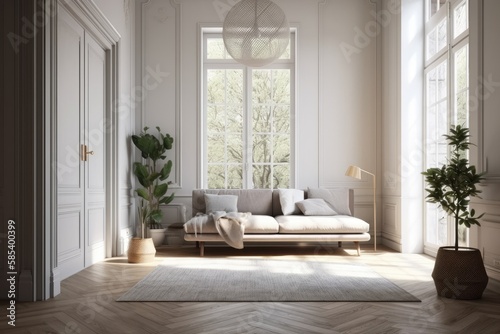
[51,268,61,297]
[19,270,33,301]
[119,227,134,256]
[486,265,500,282]
[382,238,402,252]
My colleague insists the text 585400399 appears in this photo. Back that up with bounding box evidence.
[7,219,16,327]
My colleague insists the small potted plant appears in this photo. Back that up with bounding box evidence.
[422,125,488,299]
[127,126,175,263]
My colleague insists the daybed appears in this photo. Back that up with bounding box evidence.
[183,188,371,256]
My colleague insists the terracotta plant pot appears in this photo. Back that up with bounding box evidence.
[127,237,156,263]
[432,246,489,300]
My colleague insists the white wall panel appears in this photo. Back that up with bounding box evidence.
[318,0,377,189]
[469,0,500,280]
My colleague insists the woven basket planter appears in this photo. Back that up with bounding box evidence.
[432,246,488,300]
[128,237,156,263]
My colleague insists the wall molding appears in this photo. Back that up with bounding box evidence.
[135,0,182,189]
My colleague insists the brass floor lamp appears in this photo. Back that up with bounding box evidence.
[345,165,376,251]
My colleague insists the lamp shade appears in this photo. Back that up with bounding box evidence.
[345,165,362,179]
[222,0,290,67]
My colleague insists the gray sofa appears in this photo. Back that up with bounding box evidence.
[184,189,371,256]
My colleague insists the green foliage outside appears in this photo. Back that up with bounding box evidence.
[206,68,291,189]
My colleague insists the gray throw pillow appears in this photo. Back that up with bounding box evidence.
[307,187,351,215]
[205,194,238,213]
[278,189,304,215]
[296,199,337,216]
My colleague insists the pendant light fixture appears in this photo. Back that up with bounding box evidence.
[222,0,290,67]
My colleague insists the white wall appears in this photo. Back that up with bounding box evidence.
[469,0,500,280]
[134,0,381,245]
[381,0,500,273]
[92,0,136,255]
[380,0,424,253]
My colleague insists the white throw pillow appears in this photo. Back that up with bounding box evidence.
[205,194,238,213]
[278,189,304,215]
[296,199,337,216]
[307,187,351,215]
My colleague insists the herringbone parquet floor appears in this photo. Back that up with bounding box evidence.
[2,245,500,334]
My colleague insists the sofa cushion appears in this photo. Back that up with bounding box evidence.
[193,189,273,216]
[205,194,238,213]
[296,199,337,216]
[184,215,279,234]
[276,215,369,234]
[278,189,304,215]
[308,187,352,215]
[245,215,280,233]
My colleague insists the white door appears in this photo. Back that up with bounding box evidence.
[56,6,107,280]
[84,32,107,266]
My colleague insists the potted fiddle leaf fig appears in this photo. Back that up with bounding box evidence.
[422,125,488,299]
[128,126,175,263]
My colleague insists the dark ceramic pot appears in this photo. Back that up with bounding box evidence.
[432,246,489,300]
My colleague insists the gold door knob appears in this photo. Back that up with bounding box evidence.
[81,144,94,161]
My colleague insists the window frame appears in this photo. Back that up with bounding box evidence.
[423,0,470,253]
[200,28,297,189]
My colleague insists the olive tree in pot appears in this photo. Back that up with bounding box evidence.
[422,125,488,299]
[127,127,175,263]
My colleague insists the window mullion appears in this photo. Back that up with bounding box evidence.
[245,67,252,188]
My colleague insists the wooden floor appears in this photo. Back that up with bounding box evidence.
[2,245,500,334]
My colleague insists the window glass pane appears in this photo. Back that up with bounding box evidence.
[438,62,447,100]
[253,106,272,133]
[274,134,290,163]
[455,46,468,92]
[227,134,243,163]
[272,70,290,103]
[252,70,272,103]
[426,18,447,60]
[454,44,468,127]
[427,70,437,106]
[226,70,243,103]
[207,38,225,59]
[207,134,225,163]
[207,105,225,131]
[426,28,437,60]
[253,165,271,189]
[253,134,271,163]
[207,70,225,104]
[273,106,290,133]
[454,1,468,38]
[437,19,447,51]
[227,165,243,189]
[207,164,225,188]
[227,106,243,133]
[273,165,290,188]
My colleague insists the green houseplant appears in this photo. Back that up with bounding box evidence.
[128,126,175,262]
[422,125,488,299]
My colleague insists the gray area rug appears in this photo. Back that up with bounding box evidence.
[117,258,420,302]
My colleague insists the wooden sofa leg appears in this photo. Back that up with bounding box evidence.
[196,241,199,248]
[354,242,360,256]
[200,241,204,257]
[338,241,342,248]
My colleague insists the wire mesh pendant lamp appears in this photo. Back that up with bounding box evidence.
[223,0,290,67]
